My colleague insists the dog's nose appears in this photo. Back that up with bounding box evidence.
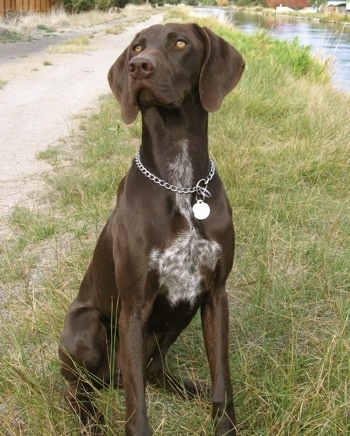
[128,56,155,79]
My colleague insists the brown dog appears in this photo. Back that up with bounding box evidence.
[59,22,245,435]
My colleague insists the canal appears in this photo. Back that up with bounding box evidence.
[193,8,350,93]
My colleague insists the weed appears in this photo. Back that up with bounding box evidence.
[0,28,32,43]
[37,146,60,164]
[47,35,91,54]
[106,24,126,35]
[37,24,55,33]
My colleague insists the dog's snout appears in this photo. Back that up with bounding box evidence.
[128,56,156,79]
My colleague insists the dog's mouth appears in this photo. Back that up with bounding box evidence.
[133,83,184,111]
[136,89,158,108]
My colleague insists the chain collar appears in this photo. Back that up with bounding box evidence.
[134,151,215,198]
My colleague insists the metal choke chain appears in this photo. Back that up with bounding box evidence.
[134,151,215,198]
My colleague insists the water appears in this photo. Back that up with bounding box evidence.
[193,8,350,93]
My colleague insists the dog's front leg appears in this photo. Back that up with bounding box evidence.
[118,305,152,436]
[201,288,236,436]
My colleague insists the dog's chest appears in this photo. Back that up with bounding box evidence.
[148,140,221,306]
[149,230,221,307]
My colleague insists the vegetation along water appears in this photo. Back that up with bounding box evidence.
[194,7,350,92]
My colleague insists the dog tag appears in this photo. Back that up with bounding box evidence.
[193,200,210,220]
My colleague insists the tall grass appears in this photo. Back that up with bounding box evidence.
[1,8,349,435]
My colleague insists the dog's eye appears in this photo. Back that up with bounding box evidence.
[133,45,143,54]
[175,40,187,49]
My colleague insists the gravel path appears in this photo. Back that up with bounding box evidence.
[0,12,164,235]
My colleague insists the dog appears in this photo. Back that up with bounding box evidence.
[59,22,245,435]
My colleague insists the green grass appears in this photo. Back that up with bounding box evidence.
[37,23,55,33]
[1,8,349,435]
[0,28,33,43]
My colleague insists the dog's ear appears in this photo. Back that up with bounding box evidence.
[197,26,245,112]
[108,47,139,124]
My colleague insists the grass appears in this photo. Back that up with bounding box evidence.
[0,5,156,43]
[47,35,91,54]
[106,23,128,35]
[235,5,350,25]
[0,28,33,43]
[1,7,350,435]
[37,23,55,33]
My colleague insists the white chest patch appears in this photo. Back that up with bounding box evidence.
[149,230,222,307]
[167,139,193,225]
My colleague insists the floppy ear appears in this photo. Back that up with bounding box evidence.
[197,26,245,112]
[108,47,139,124]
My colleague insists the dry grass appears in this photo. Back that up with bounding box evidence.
[47,35,91,53]
[0,5,157,41]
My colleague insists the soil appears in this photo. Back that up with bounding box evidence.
[0,11,164,237]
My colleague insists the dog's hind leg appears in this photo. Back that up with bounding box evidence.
[59,302,110,434]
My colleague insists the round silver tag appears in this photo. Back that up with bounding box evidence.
[193,200,210,220]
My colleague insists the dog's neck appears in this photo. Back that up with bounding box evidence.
[139,94,210,188]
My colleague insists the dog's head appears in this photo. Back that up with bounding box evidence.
[108,23,245,124]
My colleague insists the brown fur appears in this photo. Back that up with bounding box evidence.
[59,23,245,435]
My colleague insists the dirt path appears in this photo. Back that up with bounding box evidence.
[0,12,164,236]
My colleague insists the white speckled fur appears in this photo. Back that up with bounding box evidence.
[167,139,193,225]
[149,230,221,306]
[149,140,221,306]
